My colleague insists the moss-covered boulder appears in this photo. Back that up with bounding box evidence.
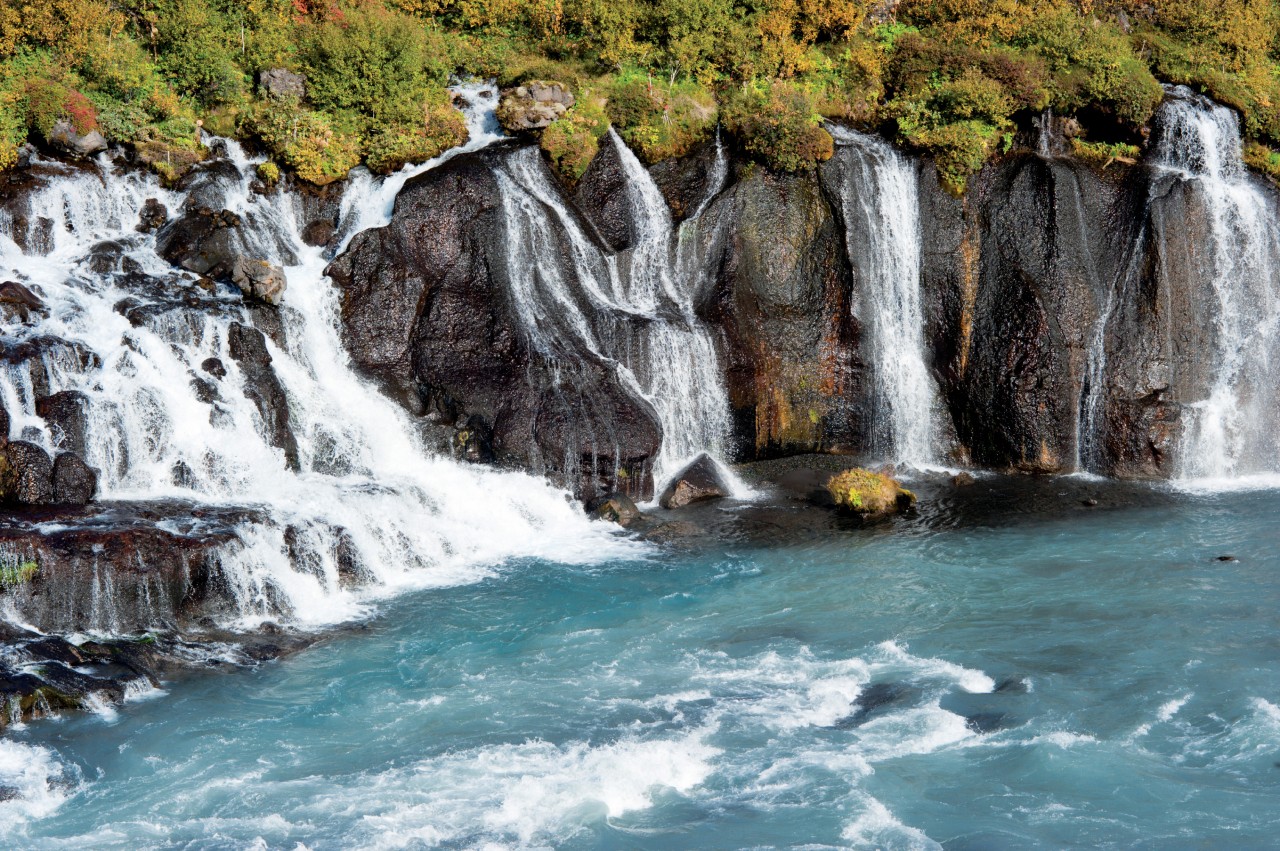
[826,468,916,518]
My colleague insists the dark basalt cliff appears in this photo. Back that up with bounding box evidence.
[326,146,662,502]
[327,116,1280,489]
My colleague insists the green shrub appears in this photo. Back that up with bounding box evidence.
[540,92,610,183]
[246,97,361,186]
[256,160,280,185]
[721,79,833,172]
[605,71,716,163]
[300,5,451,131]
[1070,137,1141,168]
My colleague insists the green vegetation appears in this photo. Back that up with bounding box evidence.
[0,558,38,589]
[1,1,1278,188]
[1070,137,1141,168]
[540,91,609,182]
[827,468,916,516]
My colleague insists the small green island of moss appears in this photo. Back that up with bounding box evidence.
[827,468,916,518]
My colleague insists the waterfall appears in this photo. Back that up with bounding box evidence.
[1152,87,1280,479]
[827,126,947,465]
[492,130,742,494]
[0,82,631,634]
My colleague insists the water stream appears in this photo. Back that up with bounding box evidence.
[827,126,949,465]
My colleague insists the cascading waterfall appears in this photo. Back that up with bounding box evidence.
[1152,87,1280,479]
[827,126,947,465]
[493,130,742,493]
[0,83,630,633]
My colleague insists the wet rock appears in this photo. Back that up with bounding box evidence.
[952,471,976,487]
[496,82,574,132]
[920,152,1133,474]
[573,139,637,251]
[228,256,287,305]
[201,357,227,379]
[259,68,306,101]
[0,403,8,441]
[1215,554,1238,562]
[453,415,495,464]
[302,219,335,248]
[835,682,920,728]
[36,390,90,457]
[155,206,246,275]
[0,281,46,324]
[1082,497,1099,507]
[327,146,662,501]
[227,322,299,470]
[0,441,54,505]
[585,492,642,527]
[137,197,169,232]
[659,454,730,509]
[641,519,705,544]
[703,163,866,460]
[776,468,839,506]
[648,136,727,221]
[51,453,97,504]
[46,120,107,159]
[0,338,100,402]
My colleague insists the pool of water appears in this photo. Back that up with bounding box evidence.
[5,477,1280,849]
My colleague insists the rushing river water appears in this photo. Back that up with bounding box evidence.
[4,476,1278,849]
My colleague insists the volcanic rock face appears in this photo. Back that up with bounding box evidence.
[699,162,868,461]
[327,146,662,501]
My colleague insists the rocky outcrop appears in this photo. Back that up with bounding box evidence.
[259,68,306,101]
[920,153,1135,473]
[700,161,868,461]
[227,322,299,471]
[46,120,108,159]
[327,145,662,501]
[154,154,295,303]
[496,82,574,132]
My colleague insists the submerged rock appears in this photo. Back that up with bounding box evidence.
[659,454,730,509]
[585,492,642,527]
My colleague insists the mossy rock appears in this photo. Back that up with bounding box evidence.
[826,468,916,519]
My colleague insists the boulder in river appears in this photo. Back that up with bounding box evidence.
[585,492,642,527]
[0,441,54,505]
[51,453,98,504]
[228,256,287,305]
[659,454,731,509]
[137,198,169,232]
[826,467,915,519]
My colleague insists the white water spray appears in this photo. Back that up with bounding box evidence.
[0,83,633,633]
[493,130,744,494]
[1153,87,1280,479]
[828,126,947,465]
